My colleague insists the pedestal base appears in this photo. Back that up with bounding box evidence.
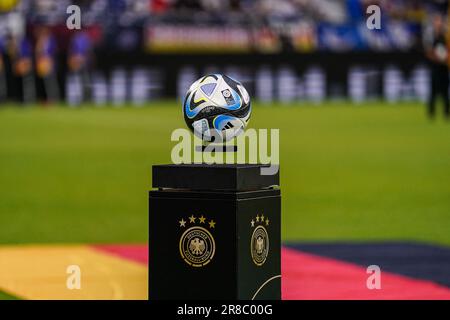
[149,164,281,300]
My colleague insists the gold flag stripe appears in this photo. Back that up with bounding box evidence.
[0,245,147,300]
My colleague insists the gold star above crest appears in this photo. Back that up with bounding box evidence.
[189,215,196,223]
[251,219,255,227]
[261,214,265,221]
[256,215,260,222]
[209,220,216,229]
[265,218,270,226]
[199,215,206,223]
[179,218,186,227]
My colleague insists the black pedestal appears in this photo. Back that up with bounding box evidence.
[149,164,281,300]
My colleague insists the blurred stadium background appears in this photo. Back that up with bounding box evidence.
[0,0,449,300]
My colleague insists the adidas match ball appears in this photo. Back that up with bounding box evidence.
[183,74,251,142]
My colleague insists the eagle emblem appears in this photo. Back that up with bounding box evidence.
[251,225,269,266]
[256,236,264,254]
[179,225,215,267]
[190,237,205,255]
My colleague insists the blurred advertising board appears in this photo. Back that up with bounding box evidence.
[145,22,317,53]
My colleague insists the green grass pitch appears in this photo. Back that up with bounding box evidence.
[0,101,449,245]
[0,290,19,300]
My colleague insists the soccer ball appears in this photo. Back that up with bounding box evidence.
[183,74,251,142]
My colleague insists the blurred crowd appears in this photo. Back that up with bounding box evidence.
[0,0,446,52]
[152,0,426,23]
[0,0,448,104]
